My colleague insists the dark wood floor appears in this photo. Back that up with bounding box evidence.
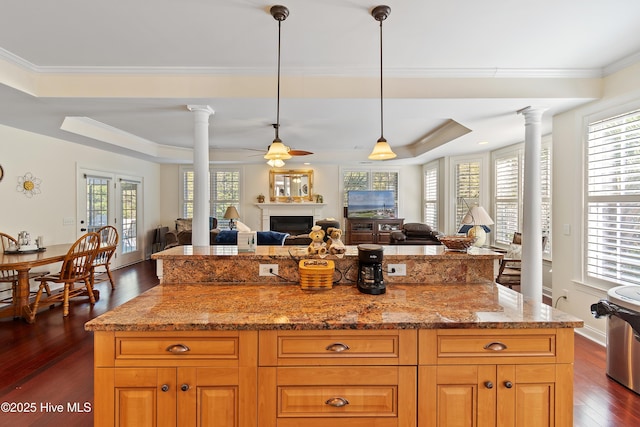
[0,260,638,426]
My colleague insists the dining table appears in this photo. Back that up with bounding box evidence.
[0,243,72,322]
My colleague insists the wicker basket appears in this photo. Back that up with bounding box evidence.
[437,235,476,251]
[299,259,335,290]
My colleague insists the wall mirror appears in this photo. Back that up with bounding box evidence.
[270,169,313,202]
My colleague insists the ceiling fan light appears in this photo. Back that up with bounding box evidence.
[368,137,396,160]
[267,159,285,168]
[264,140,292,160]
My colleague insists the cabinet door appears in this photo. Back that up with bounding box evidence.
[178,367,253,427]
[497,365,557,427]
[420,365,496,427]
[113,367,177,427]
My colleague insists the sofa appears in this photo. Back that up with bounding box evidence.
[388,223,442,245]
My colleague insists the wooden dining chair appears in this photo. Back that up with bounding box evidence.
[0,232,49,308]
[92,225,119,289]
[28,232,100,322]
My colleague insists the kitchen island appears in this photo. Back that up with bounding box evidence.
[86,278,583,426]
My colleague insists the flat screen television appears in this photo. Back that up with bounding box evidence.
[347,190,396,218]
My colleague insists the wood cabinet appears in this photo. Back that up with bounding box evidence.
[345,218,404,245]
[258,329,417,427]
[93,330,257,427]
[93,328,574,426]
[418,328,574,427]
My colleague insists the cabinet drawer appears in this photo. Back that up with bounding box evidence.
[433,330,557,363]
[259,366,416,426]
[111,331,242,366]
[259,330,416,366]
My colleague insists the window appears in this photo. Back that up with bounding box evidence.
[454,161,480,227]
[492,142,552,253]
[586,108,640,287]
[494,153,520,245]
[423,162,438,228]
[211,169,240,229]
[343,169,399,211]
[181,168,241,228]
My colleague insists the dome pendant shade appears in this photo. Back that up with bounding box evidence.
[368,137,396,160]
[369,5,396,161]
[264,139,292,160]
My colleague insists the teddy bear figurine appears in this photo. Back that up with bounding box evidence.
[327,227,346,256]
[306,225,327,256]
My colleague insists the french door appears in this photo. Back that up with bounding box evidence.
[78,168,143,268]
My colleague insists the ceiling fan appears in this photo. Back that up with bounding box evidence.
[259,123,314,157]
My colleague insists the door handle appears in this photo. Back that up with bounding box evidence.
[80,228,87,232]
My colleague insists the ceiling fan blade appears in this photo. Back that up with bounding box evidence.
[288,150,313,156]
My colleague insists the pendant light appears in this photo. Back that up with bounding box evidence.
[368,5,396,160]
[265,5,292,163]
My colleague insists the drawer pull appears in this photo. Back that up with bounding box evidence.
[484,381,494,389]
[166,343,191,354]
[161,384,169,392]
[325,342,350,352]
[504,381,513,389]
[483,341,507,351]
[181,384,190,392]
[325,397,349,407]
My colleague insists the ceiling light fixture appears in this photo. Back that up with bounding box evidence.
[265,5,292,163]
[368,5,396,161]
[267,159,285,168]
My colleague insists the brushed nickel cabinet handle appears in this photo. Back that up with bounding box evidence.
[325,342,350,352]
[166,343,191,354]
[325,397,349,407]
[484,381,494,389]
[483,341,507,351]
[504,381,513,389]
[181,384,190,392]
[161,384,169,392]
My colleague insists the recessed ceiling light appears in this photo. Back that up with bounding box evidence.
[478,141,489,145]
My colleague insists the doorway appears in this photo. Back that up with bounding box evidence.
[78,169,144,268]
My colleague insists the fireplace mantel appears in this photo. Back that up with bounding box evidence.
[255,203,326,231]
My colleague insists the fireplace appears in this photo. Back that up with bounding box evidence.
[270,216,314,235]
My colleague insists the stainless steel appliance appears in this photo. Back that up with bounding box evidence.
[357,244,385,295]
[591,285,640,394]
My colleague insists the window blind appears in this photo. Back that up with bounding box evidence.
[424,165,438,228]
[586,109,640,286]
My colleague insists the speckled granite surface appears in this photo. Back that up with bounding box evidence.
[152,245,502,285]
[85,283,583,332]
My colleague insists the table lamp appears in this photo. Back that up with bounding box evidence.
[459,206,494,247]
[223,206,240,230]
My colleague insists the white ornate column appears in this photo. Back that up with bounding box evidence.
[187,105,215,246]
[518,106,547,302]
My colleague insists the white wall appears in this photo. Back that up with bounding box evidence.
[0,125,162,258]
[552,62,640,344]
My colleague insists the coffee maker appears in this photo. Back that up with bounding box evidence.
[357,244,385,295]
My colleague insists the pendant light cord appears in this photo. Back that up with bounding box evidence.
[275,18,282,141]
[379,18,384,141]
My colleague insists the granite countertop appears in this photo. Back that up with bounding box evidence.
[151,244,502,260]
[85,283,583,332]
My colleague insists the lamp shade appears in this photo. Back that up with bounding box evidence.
[264,140,292,160]
[460,206,493,247]
[267,159,285,168]
[223,206,240,220]
[368,138,397,160]
[461,206,494,226]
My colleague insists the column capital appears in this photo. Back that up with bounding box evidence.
[187,105,215,116]
[517,106,548,124]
